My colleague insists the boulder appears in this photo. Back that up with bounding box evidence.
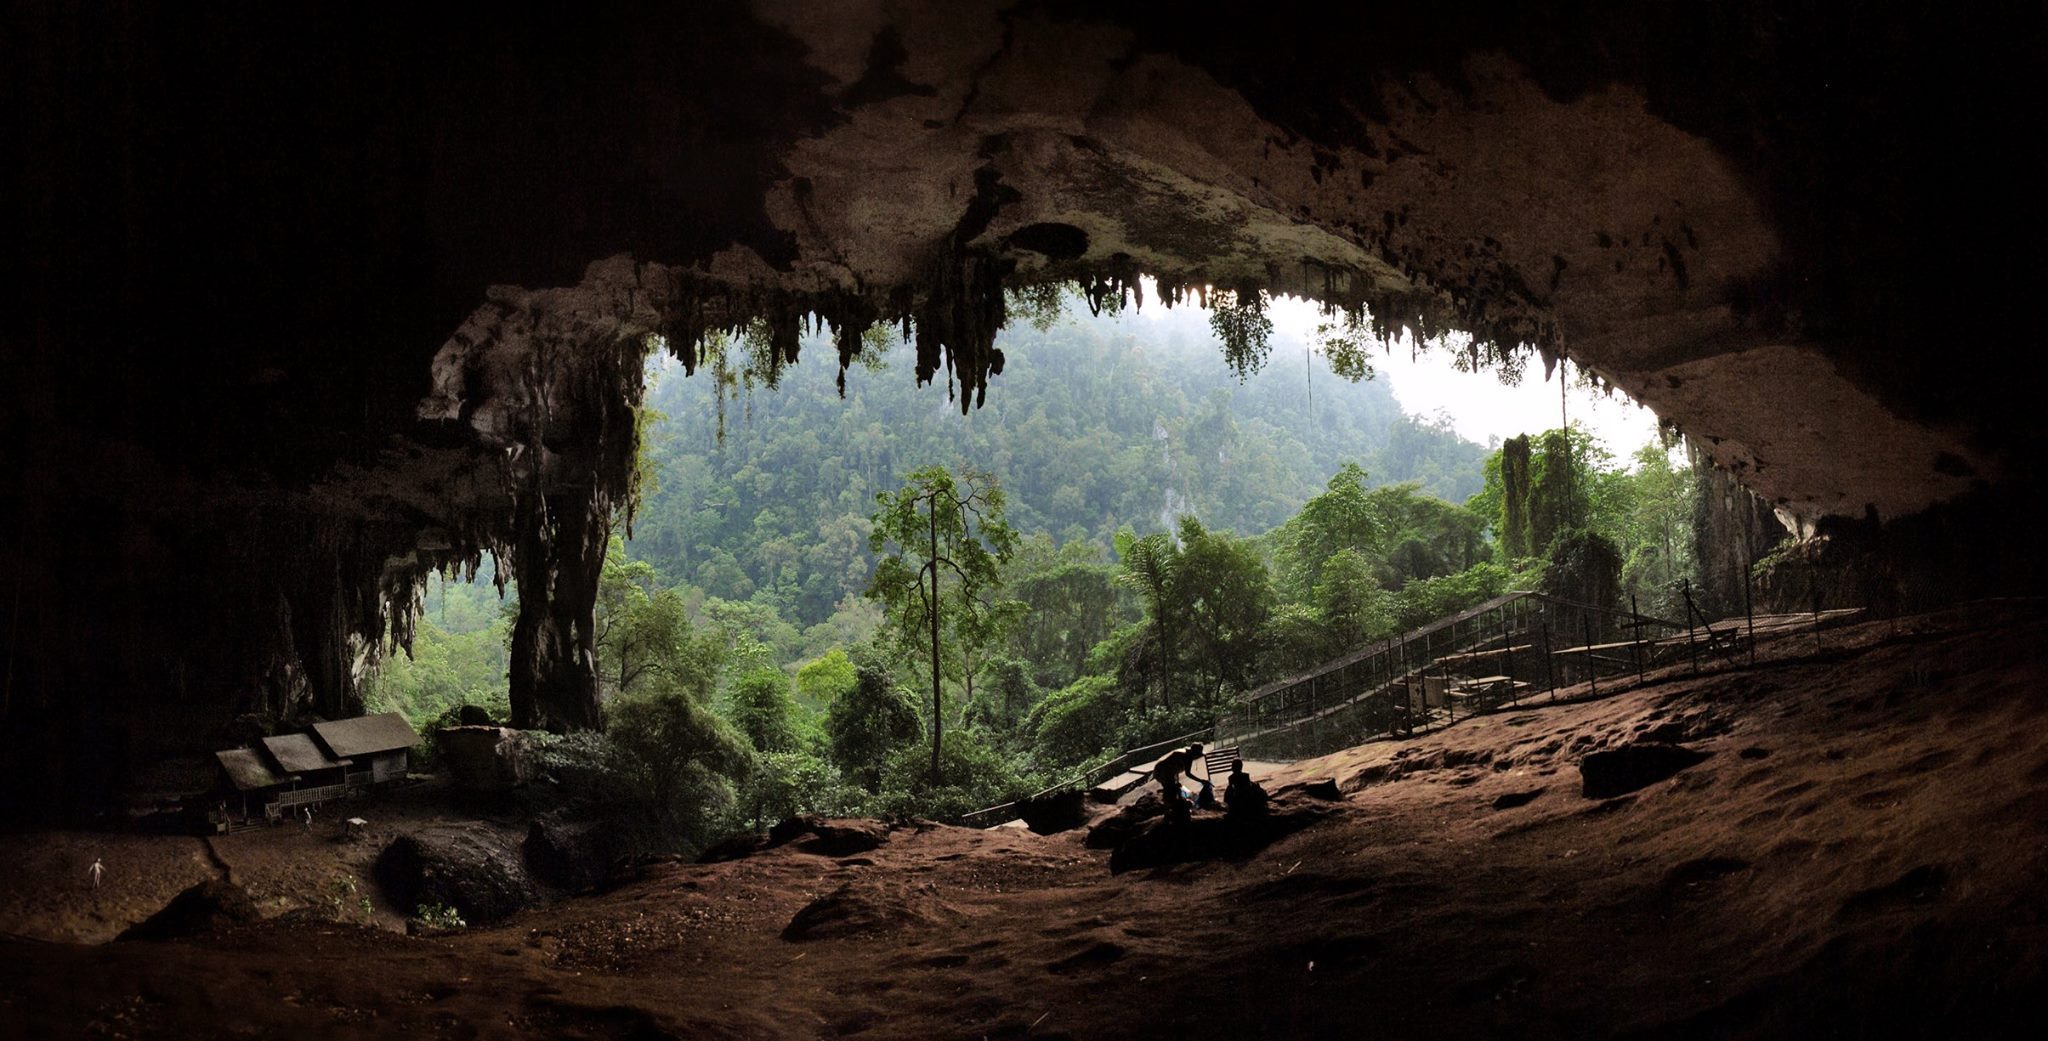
[437,726,538,793]
[1578,742,1712,799]
[797,819,889,856]
[523,812,628,893]
[375,825,540,924]
[117,880,261,941]
[1085,792,1165,849]
[1107,796,1333,874]
[781,883,937,942]
[1014,789,1088,835]
[700,816,892,864]
[1275,779,1344,801]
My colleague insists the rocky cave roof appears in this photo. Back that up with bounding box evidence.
[4,1,2041,813]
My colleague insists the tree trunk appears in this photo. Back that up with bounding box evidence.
[509,494,605,732]
[962,649,975,718]
[928,502,943,786]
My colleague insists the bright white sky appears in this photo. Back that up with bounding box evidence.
[1121,283,1665,461]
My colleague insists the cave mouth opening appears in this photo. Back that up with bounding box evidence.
[9,0,2039,844]
[666,273,1660,454]
[377,262,1685,741]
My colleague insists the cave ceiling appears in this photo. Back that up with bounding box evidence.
[3,1,2038,801]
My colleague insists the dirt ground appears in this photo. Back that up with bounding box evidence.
[0,779,515,944]
[4,603,2046,1040]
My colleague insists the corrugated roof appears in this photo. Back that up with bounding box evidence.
[261,733,350,774]
[309,711,418,758]
[215,748,291,792]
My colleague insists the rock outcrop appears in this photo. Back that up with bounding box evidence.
[1107,796,1336,874]
[437,726,540,794]
[1579,742,1712,800]
[6,3,2038,815]
[116,880,262,942]
[374,826,541,925]
[522,813,631,894]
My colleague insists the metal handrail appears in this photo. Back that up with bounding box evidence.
[1240,591,1538,703]
[1215,591,1696,761]
[954,725,1213,828]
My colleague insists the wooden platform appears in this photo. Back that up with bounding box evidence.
[1434,644,1535,666]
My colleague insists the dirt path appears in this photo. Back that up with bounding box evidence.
[4,604,2046,1039]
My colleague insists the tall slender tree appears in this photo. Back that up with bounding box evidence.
[1112,527,1182,709]
[867,466,1018,783]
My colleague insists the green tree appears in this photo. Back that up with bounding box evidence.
[1112,527,1182,709]
[1478,426,1621,563]
[365,611,511,725]
[603,686,752,846]
[824,655,924,791]
[1007,555,1126,691]
[963,656,1039,738]
[1260,602,1333,680]
[727,666,800,754]
[594,536,720,701]
[1618,442,1696,617]
[733,750,861,831]
[875,727,1029,820]
[1542,528,1625,618]
[1274,463,1391,600]
[1497,434,1534,558]
[1313,547,1391,645]
[1169,517,1274,702]
[794,647,859,706]
[867,466,1019,783]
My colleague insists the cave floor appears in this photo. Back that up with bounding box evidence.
[5,604,2046,1040]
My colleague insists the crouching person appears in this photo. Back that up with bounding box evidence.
[1153,743,1205,825]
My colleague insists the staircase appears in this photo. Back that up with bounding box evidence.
[1216,591,1688,761]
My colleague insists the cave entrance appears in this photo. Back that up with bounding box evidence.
[381,276,1729,757]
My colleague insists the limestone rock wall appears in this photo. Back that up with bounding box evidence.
[4,1,2039,814]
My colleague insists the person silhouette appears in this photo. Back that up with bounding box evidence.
[1152,743,1206,824]
[88,857,104,890]
[1224,759,1268,817]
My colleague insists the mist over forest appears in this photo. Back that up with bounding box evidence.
[631,303,1491,631]
[369,298,1694,842]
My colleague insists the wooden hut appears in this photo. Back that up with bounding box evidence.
[261,733,349,785]
[213,747,294,824]
[261,732,354,815]
[309,712,417,787]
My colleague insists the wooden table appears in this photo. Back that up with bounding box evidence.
[1446,675,1528,714]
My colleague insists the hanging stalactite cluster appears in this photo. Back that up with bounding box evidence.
[331,208,1576,740]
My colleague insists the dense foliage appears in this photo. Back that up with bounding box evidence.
[364,295,1704,852]
[628,305,1487,630]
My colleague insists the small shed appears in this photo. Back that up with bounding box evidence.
[310,711,417,786]
[216,747,293,792]
[261,733,351,788]
[214,748,295,820]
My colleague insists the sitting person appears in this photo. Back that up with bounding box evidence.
[1223,759,1268,817]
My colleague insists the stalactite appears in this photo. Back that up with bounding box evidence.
[1501,434,1534,560]
[365,240,1569,738]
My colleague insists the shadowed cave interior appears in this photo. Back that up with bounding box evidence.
[3,3,2045,1038]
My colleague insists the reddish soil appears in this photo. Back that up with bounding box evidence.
[4,604,2046,1040]
[0,781,513,945]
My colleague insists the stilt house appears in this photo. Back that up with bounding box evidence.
[309,711,417,786]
